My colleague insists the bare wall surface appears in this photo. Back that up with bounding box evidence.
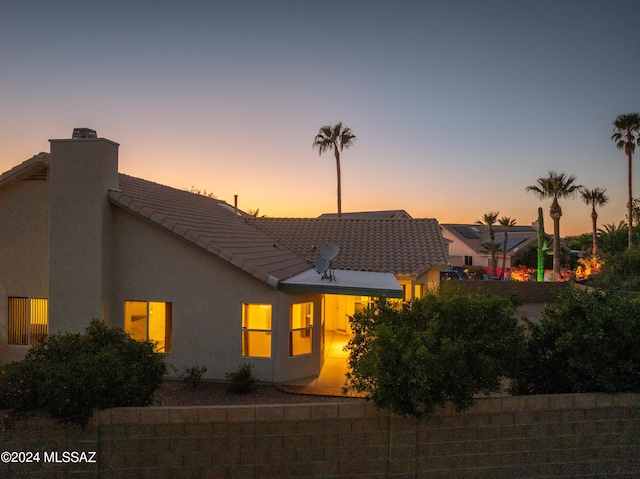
[1,393,639,478]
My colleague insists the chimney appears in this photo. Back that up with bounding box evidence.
[47,133,119,332]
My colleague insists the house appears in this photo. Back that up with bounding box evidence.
[0,133,450,383]
[441,223,543,275]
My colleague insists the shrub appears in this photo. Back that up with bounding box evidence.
[344,285,527,417]
[510,286,640,395]
[226,363,256,394]
[181,364,208,389]
[590,247,640,291]
[0,320,166,426]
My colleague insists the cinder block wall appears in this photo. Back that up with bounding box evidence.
[1,393,639,478]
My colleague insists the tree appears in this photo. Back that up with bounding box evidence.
[629,197,640,228]
[597,221,630,255]
[511,287,640,395]
[580,187,608,255]
[312,122,356,217]
[344,286,526,417]
[477,212,499,278]
[526,172,581,280]
[184,186,217,198]
[611,113,640,249]
[498,216,516,280]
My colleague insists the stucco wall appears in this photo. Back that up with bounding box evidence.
[0,178,49,363]
[1,393,638,478]
[112,210,323,383]
[48,139,119,333]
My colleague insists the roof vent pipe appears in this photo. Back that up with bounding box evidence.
[234,195,238,216]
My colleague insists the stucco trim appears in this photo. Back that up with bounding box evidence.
[280,268,403,298]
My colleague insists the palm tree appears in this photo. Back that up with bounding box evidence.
[498,216,516,280]
[611,113,640,249]
[477,212,499,278]
[312,122,356,218]
[580,187,608,255]
[526,172,581,280]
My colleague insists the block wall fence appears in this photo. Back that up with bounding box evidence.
[1,393,639,478]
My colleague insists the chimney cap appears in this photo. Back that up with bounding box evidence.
[72,128,97,139]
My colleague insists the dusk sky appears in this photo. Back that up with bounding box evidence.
[2,1,639,236]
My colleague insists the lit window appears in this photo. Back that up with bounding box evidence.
[124,301,172,353]
[290,302,313,356]
[355,296,374,314]
[8,297,48,346]
[242,304,272,357]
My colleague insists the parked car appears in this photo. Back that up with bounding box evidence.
[440,269,462,281]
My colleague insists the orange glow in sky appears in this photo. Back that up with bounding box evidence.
[1,2,639,237]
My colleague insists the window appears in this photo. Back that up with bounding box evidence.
[464,255,473,266]
[8,297,48,345]
[355,296,374,314]
[242,304,272,357]
[124,301,172,353]
[290,302,313,356]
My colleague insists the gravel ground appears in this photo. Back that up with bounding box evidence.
[152,380,363,406]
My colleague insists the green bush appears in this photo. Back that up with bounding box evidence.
[0,320,166,426]
[344,285,527,417]
[590,247,640,292]
[181,364,208,389]
[510,287,640,395]
[226,363,256,394]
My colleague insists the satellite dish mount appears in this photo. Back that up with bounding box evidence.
[313,242,339,282]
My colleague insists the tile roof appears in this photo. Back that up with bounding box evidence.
[248,217,450,277]
[2,154,449,284]
[317,210,413,219]
[441,223,541,254]
[108,174,311,285]
[0,153,48,186]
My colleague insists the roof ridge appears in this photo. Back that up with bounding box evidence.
[0,153,49,185]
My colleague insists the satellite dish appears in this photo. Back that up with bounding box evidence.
[313,242,339,281]
[319,242,340,261]
[314,257,330,274]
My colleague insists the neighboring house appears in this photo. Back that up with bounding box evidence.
[0,133,450,383]
[441,223,543,274]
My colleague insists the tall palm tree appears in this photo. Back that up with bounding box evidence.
[312,122,356,218]
[526,172,581,280]
[580,187,608,255]
[498,216,516,280]
[477,212,499,278]
[611,113,640,249]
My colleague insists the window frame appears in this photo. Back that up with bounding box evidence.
[241,303,272,358]
[123,300,172,353]
[7,296,48,346]
[289,302,313,357]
